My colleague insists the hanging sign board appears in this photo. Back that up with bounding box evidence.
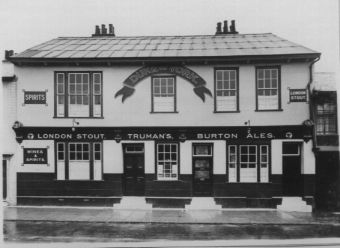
[24,91,47,104]
[289,89,307,102]
[23,148,48,164]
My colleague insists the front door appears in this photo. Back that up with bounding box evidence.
[282,143,302,196]
[192,144,213,196]
[123,144,145,196]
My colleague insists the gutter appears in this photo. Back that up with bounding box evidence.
[307,56,321,153]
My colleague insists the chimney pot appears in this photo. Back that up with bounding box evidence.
[95,25,100,35]
[216,22,222,35]
[109,24,115,36]
[230,20,238,34]
[223,20,229,34]
[5,50,14,60]
[101,24,107,35]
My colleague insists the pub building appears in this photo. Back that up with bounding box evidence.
[2,21,325,210]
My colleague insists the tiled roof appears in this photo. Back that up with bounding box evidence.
[11,33,319,60]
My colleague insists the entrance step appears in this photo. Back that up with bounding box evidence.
[185,197,222,210]
[277,197,312,212]
[113,197,152,210]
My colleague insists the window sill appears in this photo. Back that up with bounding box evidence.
[150,111,179,114]
[255,109,283,112]
[53,116,104,119]
[214,110,240,113]
[226,182,272,184]
[54,179,104,181]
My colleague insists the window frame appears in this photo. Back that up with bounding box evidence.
[315,102,338,135]
[54,141,103,181]
[155,142,180,181]
[54,71,103,118]
[151,75,177,113]
[255,66,282,112]
[226,142,271,183]
[214,67,240,113]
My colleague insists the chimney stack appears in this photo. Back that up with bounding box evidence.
[223,20,229,34]
[95,25,100,35]
[101,24,107,35]
[215,20,238,35]
[229,20,238,34]
[109,24,115,36]
[4,50,14,60]
[215,22,222,35]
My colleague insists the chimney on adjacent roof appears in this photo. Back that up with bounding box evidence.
[215,22,222,35]
[223,20,228,34]
[215,20,238,35]
[92,24,115,37]
[4,50,14,60]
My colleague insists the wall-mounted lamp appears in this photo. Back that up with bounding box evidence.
[71,119,79,131]
[244,120,251,126]
[114,130,122,143]
[179,132,187,143]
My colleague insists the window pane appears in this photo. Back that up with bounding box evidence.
[83,96,89,105]
[94,95,101,105]
[58,95,64,104]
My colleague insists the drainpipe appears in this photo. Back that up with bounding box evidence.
[307,56,320,153]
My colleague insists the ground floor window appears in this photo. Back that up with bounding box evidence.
[156,143,178,180]
[56,141,102,180]
[227,144,270,183]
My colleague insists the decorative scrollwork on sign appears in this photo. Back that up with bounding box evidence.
[115,66,212,102]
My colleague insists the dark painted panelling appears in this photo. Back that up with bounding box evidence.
[214,197,282,208]
[17,173,123,197]
[213,175,282,197]
[146,198,191,208]
[145,174,192,197]
[302,174,315,196]
[17,197,121,206]
[317,135,339,146]
[315,152,340,211]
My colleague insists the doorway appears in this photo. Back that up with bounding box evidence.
[192,143,213,196]
[282,142,302,196]
[123,144,145,196]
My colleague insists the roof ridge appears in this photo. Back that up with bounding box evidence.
[56,33,275,39]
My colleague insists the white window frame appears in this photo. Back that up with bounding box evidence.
[55,72,102,118]
[156,143,178,180]
[215,68,238,112]
[152,77,176,113]
[256,67,280,110]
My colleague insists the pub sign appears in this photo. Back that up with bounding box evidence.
[23,148,48,164]
[24,91,47,104]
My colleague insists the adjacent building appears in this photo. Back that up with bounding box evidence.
[2,22,325,209]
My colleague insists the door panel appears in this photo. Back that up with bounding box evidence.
[282,156,302,196]
[193,158,213,196]
[123,144,145,196]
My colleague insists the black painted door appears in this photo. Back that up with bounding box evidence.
[193,158,213,196]
[282,156,302,196]
[123,144,145,196]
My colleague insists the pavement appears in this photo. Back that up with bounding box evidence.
[4,205,340,224]
[3,206,340,245]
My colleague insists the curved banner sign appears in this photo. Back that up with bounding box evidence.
[115,66,212,102]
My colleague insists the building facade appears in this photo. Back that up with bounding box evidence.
[3,22,322,209]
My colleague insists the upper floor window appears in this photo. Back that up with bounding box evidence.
[256,67,281,111]
[215,68,239,112]
[316,102,337,135]
[151,76,176,113]
[55,72,102,118]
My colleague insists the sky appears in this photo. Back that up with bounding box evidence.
[0,0,339,73]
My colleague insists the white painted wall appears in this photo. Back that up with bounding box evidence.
[103,141,122,173]
[144,141,155,174]
[302,141,316,174]
[180,142,192,174]
[213,141,226,175]
[271,140,283,174]
[14,63,310,127]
